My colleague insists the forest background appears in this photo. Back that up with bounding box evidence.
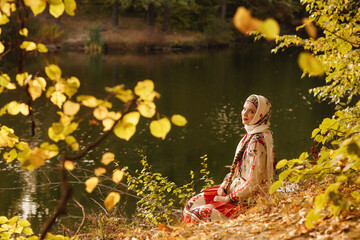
[0,0,359,239]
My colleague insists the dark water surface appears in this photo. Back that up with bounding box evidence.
[0,43,331,232]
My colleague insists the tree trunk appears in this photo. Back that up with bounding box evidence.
[112,0,119,28]
[220,0,227,22]
[162,4,171,33]
[147,2,155,28]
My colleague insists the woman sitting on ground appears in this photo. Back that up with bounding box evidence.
[182,94,275,223]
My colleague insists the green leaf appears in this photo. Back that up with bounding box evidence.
[269,180,282,194]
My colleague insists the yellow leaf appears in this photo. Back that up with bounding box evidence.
[64,0,76,16]
[20,41,37,51]
[298,52,324,76]
[40,142,59,158]
[45,64,62,81]
[101,152,115,165]
[64,160,75,170]
[0,126,19,148]
[302,18,317,39]
[0,73,10,87]
[16,72,30,86]
[63,100,80,116]
[140,91,161,101]
[0,42,4,54]
[138,101,156,118]
[102,118,115,131]
[55,81,65,92]
[24,0,46,16]
[123,111,140,125]
[28,77,46,101]
[1,2,12,16]
[233,7,261,34]
[81,96,98,108]
[63,122,78,135]
[150,118,171,140]
[5,82,16,90]
[115,89,134,103]
[114,121,136,141]
[3,149,17,163]
[67,76,80,88]
[7,101,21,115]
[259,18,280,40]
[20,103,29,116]
[104,192,120,211]
[0,14,9,25]
[64,77,80,98]
[134,79,154,97]
[29,147,48,167]
[94,167,107,176]
[65,135,79,150]
[112,169,124,183]
[107,111,121,120]
[48,122,65,142]
[19,28,28,37]
[49,2,65,18]
[37,43,48,53]
[93,106,108,120]
[85,177,99,193]
[50,91,67,108]
[171,114,187,126]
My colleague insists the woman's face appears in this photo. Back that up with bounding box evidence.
[242,101,257,125]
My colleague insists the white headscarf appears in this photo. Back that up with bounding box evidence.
[237,94,274,181]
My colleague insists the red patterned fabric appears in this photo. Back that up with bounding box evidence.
[203,185,242,218]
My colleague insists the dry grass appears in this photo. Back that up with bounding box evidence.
[75,181,360,239]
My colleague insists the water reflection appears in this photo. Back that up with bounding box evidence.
[205,100,244,143]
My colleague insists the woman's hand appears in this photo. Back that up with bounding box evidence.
[213,195,230,202]
[217,186,227,196]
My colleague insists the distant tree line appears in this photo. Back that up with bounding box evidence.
[76,0,305,33]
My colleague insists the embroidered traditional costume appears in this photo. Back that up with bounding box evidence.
[182,95,275,223]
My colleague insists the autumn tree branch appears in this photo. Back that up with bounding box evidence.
[39,97,138,238]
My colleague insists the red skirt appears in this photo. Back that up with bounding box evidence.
[203,185,245,219]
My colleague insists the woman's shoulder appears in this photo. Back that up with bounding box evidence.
[249,133,266,146]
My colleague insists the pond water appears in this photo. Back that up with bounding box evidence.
[0,43,331,233]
